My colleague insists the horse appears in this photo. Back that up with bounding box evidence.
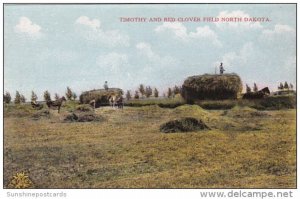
[46,96,66,113]
[259,87,270,95]
[116,96,124,109]
[109,95,117,108]
[31,101,43,110]
[109,95,123,109]
[242,87,270,99]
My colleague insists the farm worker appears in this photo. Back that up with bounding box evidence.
[219,62,225,74]
[104,81,108,90]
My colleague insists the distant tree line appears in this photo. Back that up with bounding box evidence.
[278,81,293,91]
[245,83,259,93]
[3,87,78,104]
[245,81,294,94]
[125,84,182,100]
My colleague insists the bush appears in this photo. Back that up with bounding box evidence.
[160,117,209,133]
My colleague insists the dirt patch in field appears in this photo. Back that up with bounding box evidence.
[160,117,209,133]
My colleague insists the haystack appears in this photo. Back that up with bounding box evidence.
[160,117,209,133]
[79,88,123,107]
[182,73,242,102]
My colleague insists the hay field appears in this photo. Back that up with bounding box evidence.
[3,103,296,188]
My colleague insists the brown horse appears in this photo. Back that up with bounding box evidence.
[116,96,124,109]
[46,96,66,113]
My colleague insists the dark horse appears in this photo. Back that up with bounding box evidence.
[243,87,270,99]
[116,96,124,109]
[46,96,66,113]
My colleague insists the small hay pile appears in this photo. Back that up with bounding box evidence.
[160,117,209,133]
[63,104,104,122]
[182,73,242,102]
[79,88,123,107]
[75,104,94,112]
[32,110,50,120]
[223,106,270,118]
[63,112,103,122]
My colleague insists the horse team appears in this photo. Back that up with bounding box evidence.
[32,94,123,113]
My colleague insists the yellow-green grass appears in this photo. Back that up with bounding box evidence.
[4,104,296,188]
[125,95,185,108]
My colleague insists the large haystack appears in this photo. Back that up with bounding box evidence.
[182,73,242,102]
[79,88,123,107]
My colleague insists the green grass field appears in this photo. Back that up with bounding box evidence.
[3,99,296,188]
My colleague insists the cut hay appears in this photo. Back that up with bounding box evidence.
[75,104,94,112]
[32,110,50,120]
[63,112,103,123]
[182,73,242,102]
[63,113,78,122]
[79,88,123,107]
[223,106,270,118]
[160,117,209,133]
[174,104,209,118]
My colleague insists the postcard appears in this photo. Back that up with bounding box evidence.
[3,3,296,190]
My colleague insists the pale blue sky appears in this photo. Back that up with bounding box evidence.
[4,4,296,100]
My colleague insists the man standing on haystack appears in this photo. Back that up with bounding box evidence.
[219,62,225,74]
[104,81,108,90]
